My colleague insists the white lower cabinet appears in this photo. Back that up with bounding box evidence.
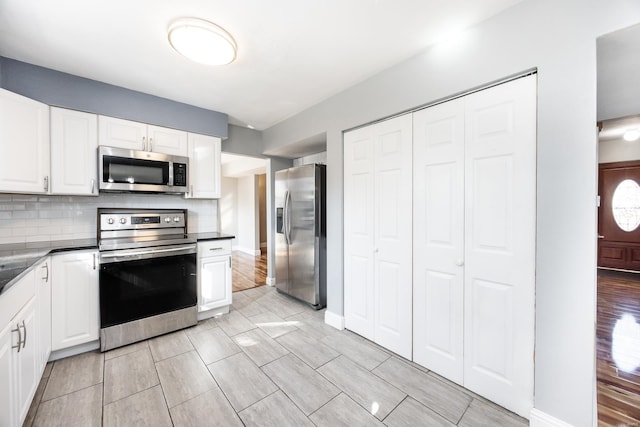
[197,240,232,318]
[51,250,99,351]
[0,270,39,427]
[35,257,51,369]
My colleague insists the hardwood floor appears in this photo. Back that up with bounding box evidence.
[597,269,640,426]
[232,250,267,292]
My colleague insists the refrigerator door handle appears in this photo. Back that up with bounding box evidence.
[283,190,290,245]
[286,190,292,244]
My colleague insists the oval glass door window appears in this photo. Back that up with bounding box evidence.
[612,179,640,232]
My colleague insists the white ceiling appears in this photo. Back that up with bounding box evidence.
[0,0,523,130]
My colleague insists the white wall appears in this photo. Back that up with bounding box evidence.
[0,193,218,244]
[235,175,260,255]
[220,176,238,241]
[599,138,640,163]
[261,1,640,425]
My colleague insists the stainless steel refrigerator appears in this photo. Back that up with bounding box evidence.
[275,163,326,308]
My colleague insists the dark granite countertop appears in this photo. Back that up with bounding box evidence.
[190,232,235,241]
[0,238,98,295]
[0,234,234,296]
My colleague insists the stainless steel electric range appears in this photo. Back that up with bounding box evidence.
[97,208,197,352]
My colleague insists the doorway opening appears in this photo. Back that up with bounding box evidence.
[219,152,268,292]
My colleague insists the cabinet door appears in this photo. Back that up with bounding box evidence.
[148,125,188,156]
[412,99,465,384]
[98,116,146,151]
[0,322,16,427]
[15,298,38,426]
[36,258,51,369]
[50,108,98,195]
[187,133,221,199]
[199,255,232,311]
[343,124,376,341]
[0,88,50,194]
[51,251,99,351]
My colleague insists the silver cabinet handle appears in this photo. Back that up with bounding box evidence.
[21,321,26,349]
[93,253,96,270]
[142,136,147,151]
[91,178,96,194]
[149,138,153,151]
[210,247,224,251]
[42,262,49,282]
[44,176,49,192]
[228,256,231,267]
[12,323,22,352]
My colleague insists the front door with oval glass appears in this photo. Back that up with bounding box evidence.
[598,161,640,271]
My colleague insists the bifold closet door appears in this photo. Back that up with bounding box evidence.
[463,75,536,417]
[412,98,465,385]
[344,114,413,359]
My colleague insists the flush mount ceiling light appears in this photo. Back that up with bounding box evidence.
[623,129,640,142]
[168,18,237,66]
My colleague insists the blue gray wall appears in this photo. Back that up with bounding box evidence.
[0,57,228,138]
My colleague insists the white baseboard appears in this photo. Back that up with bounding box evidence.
[324,310,345,330]
[49,340,100,362]
[530,409,574,427]
[197,304,230,320]
[266,276,276,286]
[232,245,261,256]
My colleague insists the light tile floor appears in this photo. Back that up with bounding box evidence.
[25,285,529,426]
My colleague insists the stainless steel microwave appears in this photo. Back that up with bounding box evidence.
[98,146,189,194]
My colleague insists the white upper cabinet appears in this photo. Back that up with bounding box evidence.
[98,116,188,156]
[98,116,146,151]
[50,107,98,196]
[147,125,188,156]
[186,133,221,199]
[0,89,50,194]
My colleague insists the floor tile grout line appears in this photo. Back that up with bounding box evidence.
[380,394,410,423]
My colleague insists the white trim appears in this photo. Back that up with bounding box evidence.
[324,310,345,330]
[232,245,261,256]
[266,276,276,286]
[529,409,574,427]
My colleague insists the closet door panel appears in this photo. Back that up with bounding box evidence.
[373,114,413,359]
[344,127,375,340]
[413,99,465,384]
[463,75,536,417]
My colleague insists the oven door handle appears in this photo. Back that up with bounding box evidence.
[100,245,197,262]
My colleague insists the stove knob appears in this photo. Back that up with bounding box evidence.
[164,217,171,223]
[107,218,115,225]
[173,216,181,223]
[120,217,127,224]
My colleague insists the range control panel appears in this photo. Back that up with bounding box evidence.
[98,209,186,231]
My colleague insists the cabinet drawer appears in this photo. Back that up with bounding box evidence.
[0,269,36,328]
[198,239,232,256]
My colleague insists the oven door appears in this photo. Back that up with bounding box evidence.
[99,244,197,328]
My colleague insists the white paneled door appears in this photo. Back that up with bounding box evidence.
[463,76,536,416]
[372,115,413,359]
[344,124,376,341]
[412,98,465,385]
[344,114,413,359]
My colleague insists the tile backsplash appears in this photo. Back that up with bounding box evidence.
[0,193,218,244]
